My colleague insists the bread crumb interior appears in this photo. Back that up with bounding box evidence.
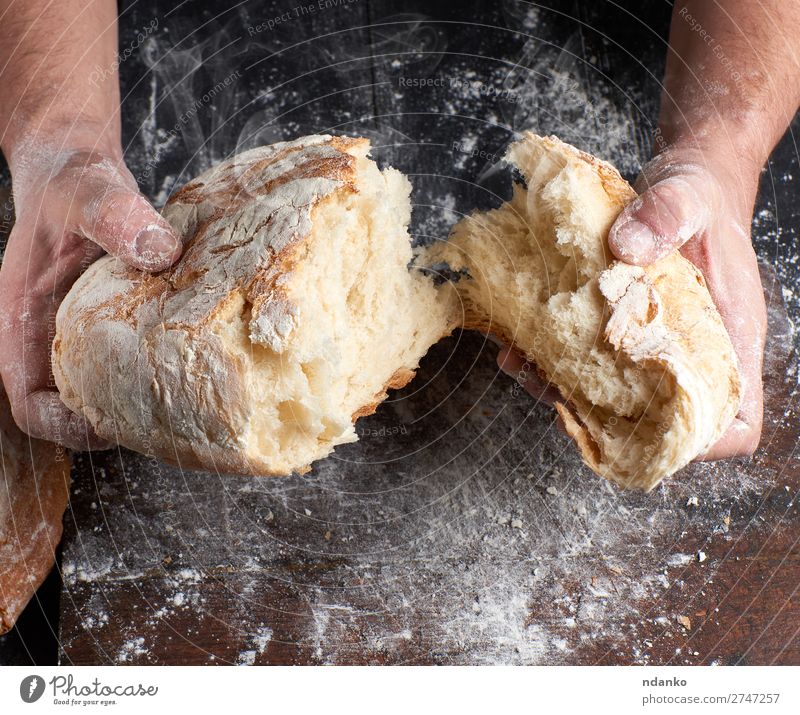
[217,147,452,473]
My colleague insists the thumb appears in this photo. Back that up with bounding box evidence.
[608,172,716,266]
[66,173,181,272]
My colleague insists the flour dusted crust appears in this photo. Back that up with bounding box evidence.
[434,133,741,490]
[0,382,70,633]
[53,135,454,477]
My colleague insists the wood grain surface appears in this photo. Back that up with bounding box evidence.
[57,264,798,665]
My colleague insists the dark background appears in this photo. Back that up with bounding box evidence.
[1,0,798,665]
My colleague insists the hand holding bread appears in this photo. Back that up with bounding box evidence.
[53,136,456,476]
[0,0,182,450]
[0,141,182,450]
[433,134,741,491]
[607,142,766,462]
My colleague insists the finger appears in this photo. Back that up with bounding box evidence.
[699,323,764,460]
[608,174,714,266]
[63,171,181,273]
[497,346,560,405]
[0,287,110,451]
[698,416,761,462]
[682,225,766,460]
[14,390,111,451]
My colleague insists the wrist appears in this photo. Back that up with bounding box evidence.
[656,98,784,181]
[2,111,121,170]
[653,118,765,189]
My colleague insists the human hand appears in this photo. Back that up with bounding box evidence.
[606,143,766,459]
[0,133,182,449]
[498,142,766,460]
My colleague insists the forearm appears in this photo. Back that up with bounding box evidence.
[660,0,800,170]
[0,0,120,160]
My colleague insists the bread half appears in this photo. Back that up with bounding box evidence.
[53,135,455,476]
[431,133,740,491]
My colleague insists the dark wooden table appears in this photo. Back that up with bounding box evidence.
[6,0,800,665]
[56,267,800,665]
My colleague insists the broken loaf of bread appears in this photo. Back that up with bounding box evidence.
[431,132,741,491]
[53,135,455,476]
[54,132,740,490]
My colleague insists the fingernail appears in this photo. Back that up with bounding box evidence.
[134,225,179,264]
[610,220,657,264]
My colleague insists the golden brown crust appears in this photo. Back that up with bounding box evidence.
[351,368,418,421]
[0,382,70,633]
[533,134,637,206]
[555,402,603,469]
